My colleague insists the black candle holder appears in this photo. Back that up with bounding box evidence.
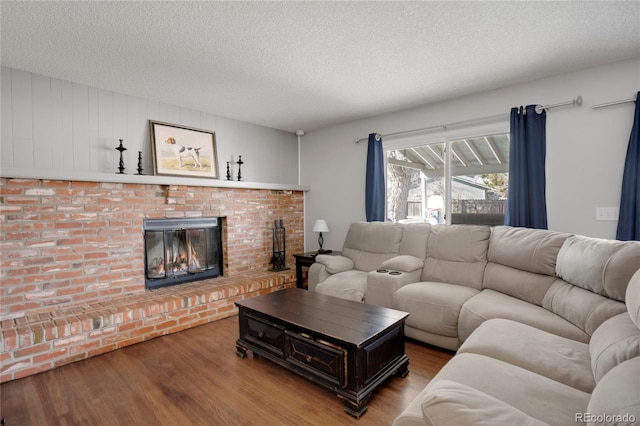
[236,155,244,181]
[226,161,232,181]
[136,151,144,175]
[116,139,127,174]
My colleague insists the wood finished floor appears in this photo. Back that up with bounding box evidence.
[1,315,453,426]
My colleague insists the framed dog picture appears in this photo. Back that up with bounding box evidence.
[149,120,219,179]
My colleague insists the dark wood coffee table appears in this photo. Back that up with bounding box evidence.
[235,288,409,418]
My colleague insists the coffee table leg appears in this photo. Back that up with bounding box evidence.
[395,358,410,378]
[340,395,370,419]
[235,342,248,358]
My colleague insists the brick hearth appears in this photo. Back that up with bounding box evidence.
[0,177,303,382]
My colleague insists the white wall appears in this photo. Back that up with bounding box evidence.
[301,58,640,249]
[0,66,298,184]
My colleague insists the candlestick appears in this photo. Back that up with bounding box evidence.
[136,151,144,175]
[236,155,244,181]
[116,139,127,174]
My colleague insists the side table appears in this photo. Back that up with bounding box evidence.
[293,251,341,289]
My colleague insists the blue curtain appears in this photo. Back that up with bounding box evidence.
[365,133,385,222]
[505,105,548,229]
[616,92,640,241]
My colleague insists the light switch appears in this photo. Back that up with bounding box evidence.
[596,207,619,221]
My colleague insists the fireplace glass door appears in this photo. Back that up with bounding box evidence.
[143,218,222,289]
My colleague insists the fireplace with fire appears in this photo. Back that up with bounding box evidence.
[143,217,223,290]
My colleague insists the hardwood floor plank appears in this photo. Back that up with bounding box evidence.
[1,315,453,425]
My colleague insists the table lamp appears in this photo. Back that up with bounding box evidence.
[312,219,331,254]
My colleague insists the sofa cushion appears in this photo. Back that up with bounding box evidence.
[542,280,627,336]
[424,353,590,425]
[458,289,590,343]
[458,318,594,393]
[586,358,640,426]
[421,224,490,290]
[420,380,549,426]
[589,313,640,383]
[393,282,479,338]
[488,226,570,276]
[315,269,367,302]
[556,235,640,302]
[403,326,461,352]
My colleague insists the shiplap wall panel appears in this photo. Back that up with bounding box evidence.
[11,69,34,168]
[1,68,14,167]
[97,89,114,173]
[88,87,100,172]
[0,66,298,183]
[125,95,146,173]
[50,78,64,169]
[61,80,74,170]
[32,73,52,169]
[112,91,127,174]
[73,83,91,171]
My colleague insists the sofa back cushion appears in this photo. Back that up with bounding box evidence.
[556,235,640,302]
[399,223,431,259]
[488,226,570,275]
[483,226,570,306]
[341,222,403,272]
[421,225,490,290]
[542,280,627,336]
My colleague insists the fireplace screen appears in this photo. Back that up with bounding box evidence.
[143,218,222,289]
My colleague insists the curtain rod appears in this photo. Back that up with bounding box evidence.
[534,95,582,114]
[355,95,582,143]
[591,96,636,109]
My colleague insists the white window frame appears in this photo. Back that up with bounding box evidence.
[383,120,509,224]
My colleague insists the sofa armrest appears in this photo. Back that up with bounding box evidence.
[309,255,356,292]
[315,254,354,274]
[366,269,422,308]
[308,263,331,292]
[381,255,424,273]
[418,380,549,426]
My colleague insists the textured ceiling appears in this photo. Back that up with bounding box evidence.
[1,1,639,133]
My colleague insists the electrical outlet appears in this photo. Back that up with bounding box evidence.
[595,207,619,221]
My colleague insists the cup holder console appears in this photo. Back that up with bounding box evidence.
[376,269,402,275]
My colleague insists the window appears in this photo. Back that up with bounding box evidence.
[386,126,509,226]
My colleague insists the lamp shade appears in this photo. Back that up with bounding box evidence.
[312,219,329,233]
[427,195,444,210]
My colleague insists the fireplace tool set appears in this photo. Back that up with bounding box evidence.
[270,219,288,271]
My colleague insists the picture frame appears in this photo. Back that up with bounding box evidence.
[149,120,219,179]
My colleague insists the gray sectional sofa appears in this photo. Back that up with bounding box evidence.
[308,222,640,425]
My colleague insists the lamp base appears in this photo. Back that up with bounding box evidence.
[317,249,332,254]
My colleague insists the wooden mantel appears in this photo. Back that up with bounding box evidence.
[0,167,311,192]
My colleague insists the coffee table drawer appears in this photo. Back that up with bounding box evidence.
[244,313,285,356]
[285,331,347,388]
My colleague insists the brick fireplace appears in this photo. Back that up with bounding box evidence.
[0,177,303,382]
